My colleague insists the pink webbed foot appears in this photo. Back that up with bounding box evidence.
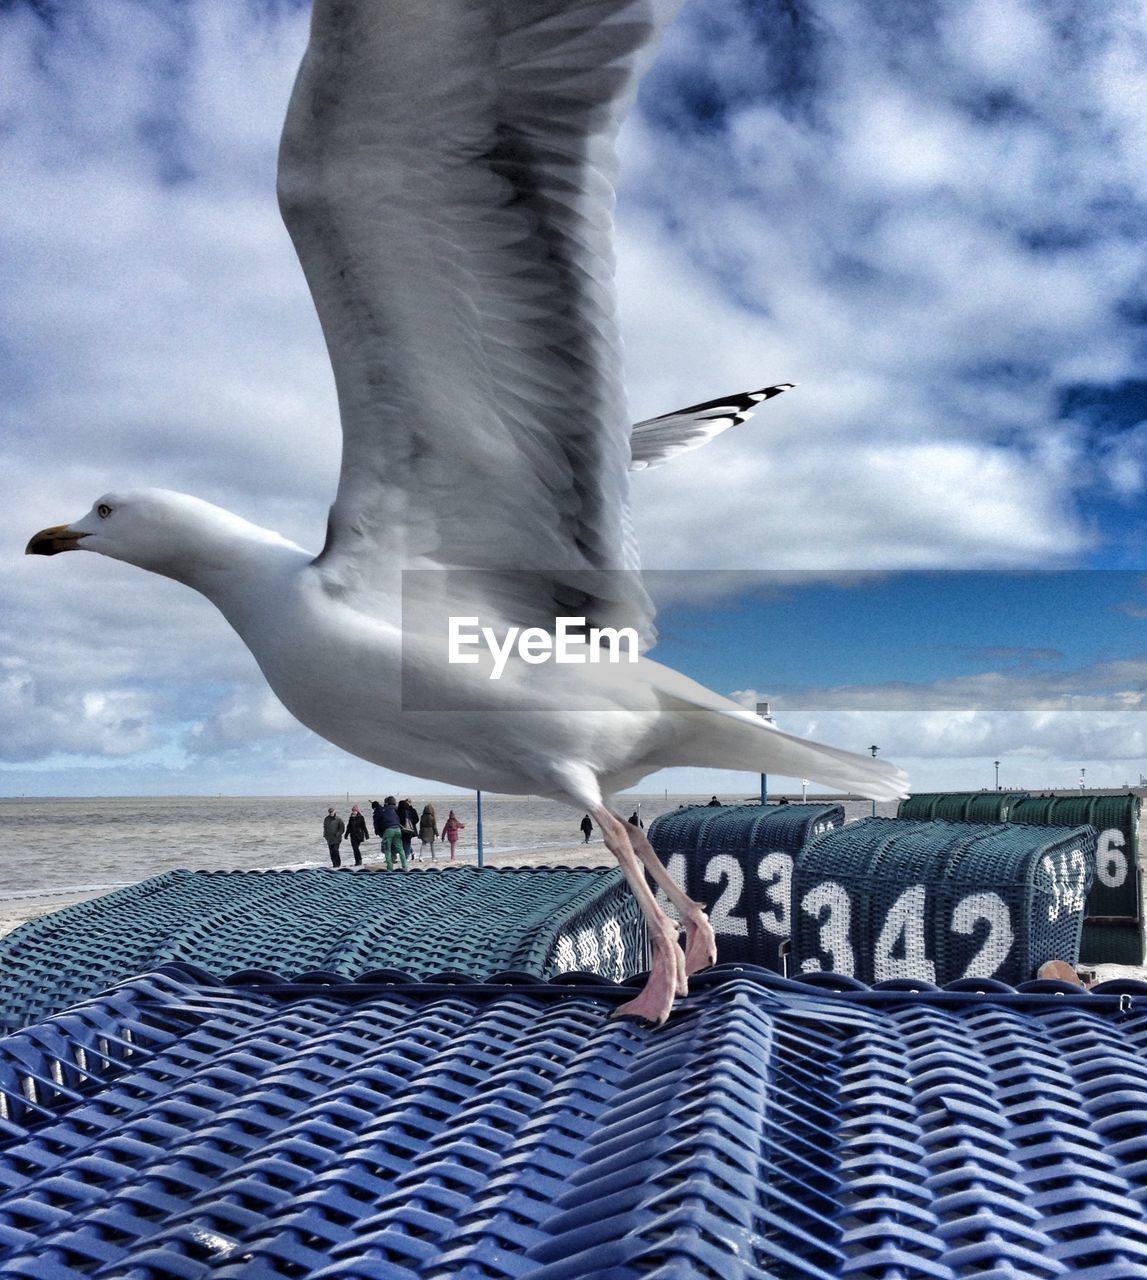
[612,931,686,1026]
[682,905,717,976]
[613,970,677,1027]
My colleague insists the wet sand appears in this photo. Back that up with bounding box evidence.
[0,888,126,939]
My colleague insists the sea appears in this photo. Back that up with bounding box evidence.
[0,792,897,902]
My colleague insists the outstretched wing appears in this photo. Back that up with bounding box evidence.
[280,0,679,639]
[629,384,795,471]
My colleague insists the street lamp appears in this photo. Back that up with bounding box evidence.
[869,745,879,816]
[757,701,775,805]
[994,760,1000,791]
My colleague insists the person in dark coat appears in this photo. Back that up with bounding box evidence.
[345,804,368,866]
[371,800,385,849]
[580,814,593,843]
[323,807,345,868]
[627,811,643,829]
[397,798,419,860]
[418,803,439,857]
[707,796,722,807]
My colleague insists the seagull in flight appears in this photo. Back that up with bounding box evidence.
[27,0,905,1024]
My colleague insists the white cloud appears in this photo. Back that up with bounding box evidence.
[728,657,1147,792]
[182,687,302,757]
[620,0,1147,576]
[0,665,158,761]
[633,438,1087,572]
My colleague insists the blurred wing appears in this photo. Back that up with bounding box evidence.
[280,0,680,640]
[629,383,795,471]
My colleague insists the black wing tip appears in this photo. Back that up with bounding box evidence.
[650,382,797,421]
[749,381,797,402]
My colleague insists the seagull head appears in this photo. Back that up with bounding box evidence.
[26,488,305,590]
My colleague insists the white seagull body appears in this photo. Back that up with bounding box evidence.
[28,0,906,1024]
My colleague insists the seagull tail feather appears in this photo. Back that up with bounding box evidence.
[654,686,908,802]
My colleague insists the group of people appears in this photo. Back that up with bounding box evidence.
[323,800,466,869]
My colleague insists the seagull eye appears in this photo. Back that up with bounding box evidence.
[97,504,112,519]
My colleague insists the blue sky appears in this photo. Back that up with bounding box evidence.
[650,570,1147,793]
[2,0,1146,796]
[654,572,1147,687]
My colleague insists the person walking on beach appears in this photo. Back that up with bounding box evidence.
[345,804,368,866]
[378,796,408,871]
[323,807,345,868]
[627,811,643,829]
[371,800,386,852]
[443,810,465,859]
[580,814,593,843]
[397,798,419,861]
[418,803,439,857]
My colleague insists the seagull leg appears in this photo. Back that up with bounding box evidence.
[612,811,717,976]
[592,806,685,1026]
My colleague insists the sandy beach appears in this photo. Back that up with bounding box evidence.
[0,888,128,938]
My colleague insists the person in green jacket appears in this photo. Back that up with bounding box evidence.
[378,796,408,871]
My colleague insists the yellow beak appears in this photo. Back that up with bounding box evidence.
[25,524,89,556]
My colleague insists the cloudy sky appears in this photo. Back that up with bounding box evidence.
[2,0,1146,798]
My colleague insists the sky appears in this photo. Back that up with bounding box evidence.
[2,0,1146,798]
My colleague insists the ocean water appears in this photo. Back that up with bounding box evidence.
[0,794,567,898]
[1,792,892,901]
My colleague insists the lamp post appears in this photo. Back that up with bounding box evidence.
[869,745,879,816]
[1079,768,1086,793]
[757,701,774,805]
[476,789,484,866]
[994,760,1000,791]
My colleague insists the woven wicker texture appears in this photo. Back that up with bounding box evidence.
[1010,794,1143,966]
[898,792,1029,823]
[0,867,646,1035]
[897,793,1143,966]
[647,803,844,968]
[793,818,1097,985]
[0,964,1145,1278]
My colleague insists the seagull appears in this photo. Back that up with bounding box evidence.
[26,0,906,1025]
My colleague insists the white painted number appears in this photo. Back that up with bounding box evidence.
[757,852,792,937]
[1096,828,1128,889]
[874,885,936,983]
[552,924,603,975]
[952,891,1014,978]
[654,852,687,922]
[799,880,855,976]
[704,854,748,936]
[1042,848,1089,921]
